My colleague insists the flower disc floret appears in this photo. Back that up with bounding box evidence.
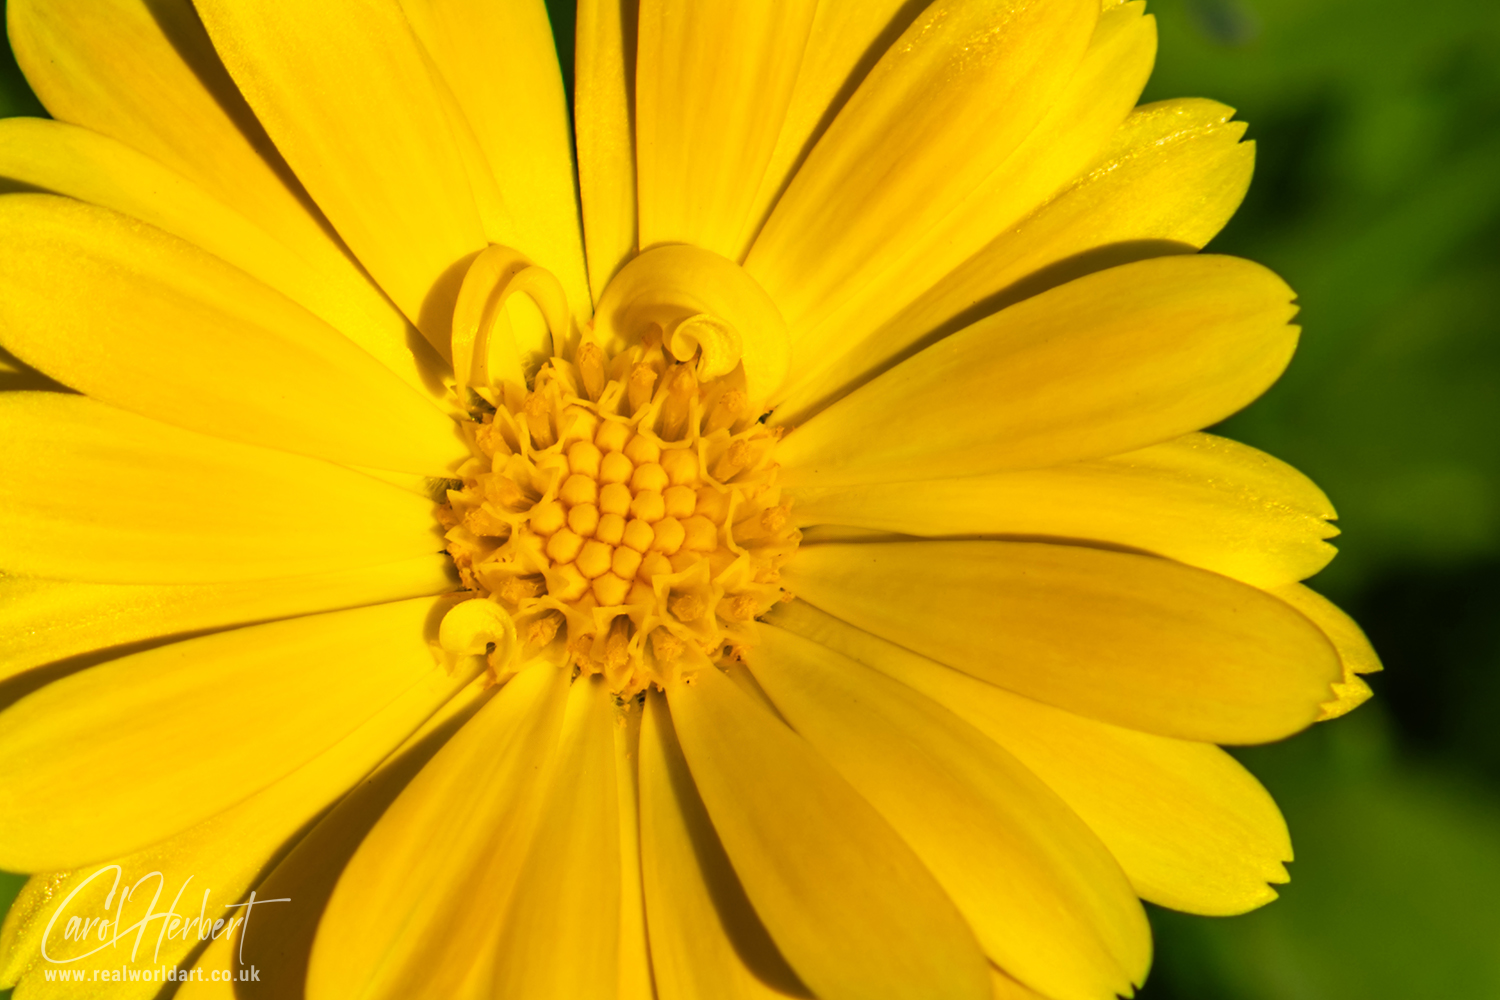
[441,283,798,697]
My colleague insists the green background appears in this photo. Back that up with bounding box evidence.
[1138,0,1500,996]
[4,0,1500,996]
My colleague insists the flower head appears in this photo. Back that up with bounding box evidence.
[0,1,1380,998]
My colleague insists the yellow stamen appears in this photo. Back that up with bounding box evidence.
[576,341,606,401]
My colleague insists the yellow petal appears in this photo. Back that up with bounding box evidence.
[635,0,819,262]
[486,676,620,998]
[306,663,568,1000]
[742,0,926,246]
[6,0,375,304]
[0,653,479,995]
[575,0,639,302]
[777,255,1299,487]
[398,0,591,322]
[0,596,467,871]
[665,665,990,1000]
[861,98,1254,397]
[990,967,1052,1000]
[592,244,790,406]
[614,700,655,1000]
[783,541,1341,743]
[0,117,443,399]
[781,93,1255,425]
[747,0,1096,355]
[789,432,1337,589]
[772,600,1296,917]
[639,691,806,1000]
[194,0,488,351]
[0,196,463,475]
[768,2,1157,420]
[174,671,496,999]
[1271,583,1383,721]
[0,394,441,585]
[749,627,1150,1000]
[0,557,454,682]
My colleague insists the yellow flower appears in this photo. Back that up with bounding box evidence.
[0,0,1381,998]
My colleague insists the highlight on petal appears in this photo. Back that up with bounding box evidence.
[307,663,568,1000]
[640,691,807,1000]
[487,676,621,998]
[747,627,1151,1000]
[742,0,926,246]
[614,700,656,1000]
[0,117,444,399]
[575,0,640,301]
[0,196,464,475]
[1272,583,1384,720]
[0,661,481,993]
[194,0,489,351]
[771,600,1296,917]
[635,0,819,262]
[777,255,1300,488]
[399,0,592,322]
[0,556,455,681]
[0,596,472,871]
[666,665,991,1000]
[783,541,1342,744]
[768,1,1158,420]
[0,394,442,585]
[781,95,1254,420]
[789,432,1338,589]
[173,672,496,1000]
[747,0,1099,364]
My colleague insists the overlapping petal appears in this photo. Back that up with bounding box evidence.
[635,0,818,262]
[783,541,1341,743]
[0,118,443,398]
[400,0,591,321]
[771,601,1296,916]
[0,596,473,871]
[0,676,488,997]
[7,0,354,281]
[172,675,495,999]
[0,557,454,681]
[747,628,1151,1000]
[747,0,1099,370]
[194,0,489,352]
[487,677,621,998]
[788,432,1337,589]
[780,96,1255,419]
[0,395,442,585]
[666,666,991,1000]
[306,663,568,1000]
[767,1,1158,420]
[640,692,807,1000]
[1272,583,1383,720]
[778,255,1299,487]
[0,197,463,474]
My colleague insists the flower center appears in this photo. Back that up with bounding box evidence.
[438,246,799,697]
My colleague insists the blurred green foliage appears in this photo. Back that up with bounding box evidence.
[1146,0,1500,589]
[0,2,41,119]
[3,0,1499,997]
[1140,0,1500,996]
[1149,711,1500,999]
